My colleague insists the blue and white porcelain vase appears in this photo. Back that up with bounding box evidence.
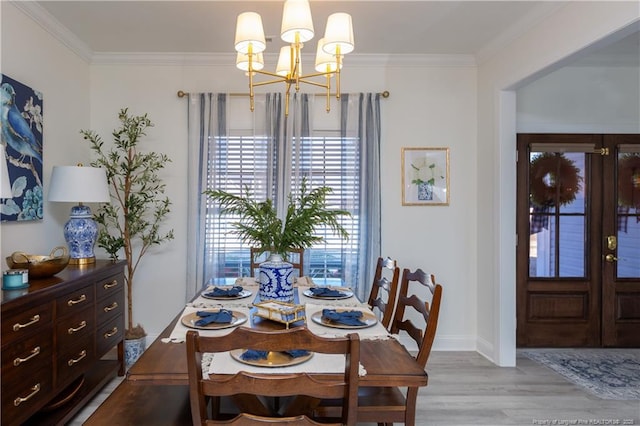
[258,253,294,302]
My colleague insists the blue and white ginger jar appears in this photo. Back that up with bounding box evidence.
[258,253,294,302]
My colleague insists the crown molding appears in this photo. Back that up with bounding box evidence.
[11,1,93,63]
[91,52,476,68]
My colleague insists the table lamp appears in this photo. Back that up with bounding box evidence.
[48,165,110,264]
[1,144,12,198]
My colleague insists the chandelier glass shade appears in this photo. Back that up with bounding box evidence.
[234,0,354,115]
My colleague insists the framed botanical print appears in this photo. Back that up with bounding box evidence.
[401,147,450,206]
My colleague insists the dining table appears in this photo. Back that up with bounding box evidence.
[85,278,428,425]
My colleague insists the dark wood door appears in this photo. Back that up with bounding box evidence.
[516,134,640,347]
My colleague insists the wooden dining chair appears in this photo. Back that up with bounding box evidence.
[185,326,360,426]
[366,257,400,330]
[314,268,442,426]
[205,412,330,425]
[250,247,305,278]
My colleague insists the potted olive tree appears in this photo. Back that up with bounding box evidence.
[81,108,174,366]
[205,178,350,301]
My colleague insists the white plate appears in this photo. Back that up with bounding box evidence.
[201,289,252,300]
[303,287,354,300]
[181,310,248,330]
[310,309,377,329]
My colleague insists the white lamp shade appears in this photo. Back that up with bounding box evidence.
[235,12,266,54]
[236,52,264,72]
[315,38,341,73]
[48,165,110,203]
[322,13,354,55]
[0,144,12,198]
[276,46,302,77]
[280,0,314,43]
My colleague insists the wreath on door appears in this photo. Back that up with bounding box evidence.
[618,154,640,208]
[530,153,582,207]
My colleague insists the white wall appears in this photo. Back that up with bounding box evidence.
[88,58,479,346]
[477,1,639,366]
[0,3,91,261]
[517,64,640,133]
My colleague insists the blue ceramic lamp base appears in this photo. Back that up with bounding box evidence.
[64,204,98,265]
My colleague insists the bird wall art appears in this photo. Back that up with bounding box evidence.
[1,74,44,222]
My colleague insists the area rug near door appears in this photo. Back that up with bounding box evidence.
[521,349,640,400]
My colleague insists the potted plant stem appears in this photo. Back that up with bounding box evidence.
[81,108,174,366]
[205,178,350,301]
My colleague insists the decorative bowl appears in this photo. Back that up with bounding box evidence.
[6,246,70,279]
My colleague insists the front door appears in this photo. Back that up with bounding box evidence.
[516,134,640,347]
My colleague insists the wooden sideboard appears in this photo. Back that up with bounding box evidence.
[1,260,125,426]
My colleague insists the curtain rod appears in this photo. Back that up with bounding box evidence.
[176,90,390,99]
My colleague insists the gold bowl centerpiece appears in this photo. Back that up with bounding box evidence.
[6,246,70,278]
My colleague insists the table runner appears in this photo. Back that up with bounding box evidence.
[162,280,390,343]
[205,352,367,378]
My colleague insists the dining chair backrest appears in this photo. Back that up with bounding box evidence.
[186,326,360,426]
[250,247,304,278]
[390,268,443,368]
[211,412,330,425]
[366,256,400,330]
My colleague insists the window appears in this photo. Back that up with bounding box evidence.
[203,127,361,285]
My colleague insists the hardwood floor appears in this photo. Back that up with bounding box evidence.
[69,351,640,425]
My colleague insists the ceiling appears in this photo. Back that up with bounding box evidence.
[25,1,640,65]
[35,1,562,56]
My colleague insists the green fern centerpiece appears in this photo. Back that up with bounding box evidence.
[205,178,350,260]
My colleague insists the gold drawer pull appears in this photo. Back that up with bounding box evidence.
[14,383,41,406]
[103,279,118,289]
[13,315,40,331]
[104,327,118,338]
[67,294,87,306]
[13,346,41,366]
[104,302,118,312]
[68,320,87,334]
[67,350,87,366]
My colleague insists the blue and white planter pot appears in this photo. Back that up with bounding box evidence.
[258,254,294,302]
[124,336,146,368]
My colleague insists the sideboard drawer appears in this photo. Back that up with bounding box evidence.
[96,273,124,300]
[56,337,95,387]
[1,303,53,345]
[56,285,95,317]
[97,316,125,356]
[1,366,53,426]
[56,307,94,348]
[97,287,124,324]
[1,330,52,383]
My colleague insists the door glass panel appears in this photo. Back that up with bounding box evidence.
[559,216,585,277]
[616,152,640,278]
[529,151,587,278]
[530,216,555,278]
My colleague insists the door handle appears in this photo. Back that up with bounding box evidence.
[605,254,618,262]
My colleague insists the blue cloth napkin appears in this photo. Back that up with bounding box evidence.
[205,286,243,297]
[284,349,310,358]
[194,309,233,326]
[322,309,366,326]
[240,349,268,360]
[240,349,310,361]
[309,287,346,298]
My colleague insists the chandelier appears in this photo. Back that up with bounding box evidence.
[234,0,354,115]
